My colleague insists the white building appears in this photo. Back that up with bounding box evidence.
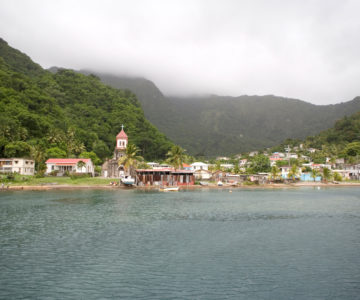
[194,169,212,180]
[191,162,209,171]
[45,158,94,176]
[147,162,160,168]
[0,158,35,175]
[220,163,234,170]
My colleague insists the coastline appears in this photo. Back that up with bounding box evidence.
[3,182,360,191]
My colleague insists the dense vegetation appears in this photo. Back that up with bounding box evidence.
[95,72,360,157]
[0,38,173,170]
[270,111,360,163]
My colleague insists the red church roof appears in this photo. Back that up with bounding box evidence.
[116,129,128,139]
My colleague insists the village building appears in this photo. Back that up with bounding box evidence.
[136,168,195,186]
[45,158,94,176]
[0,158,35,175]
[147,162,160,168]
[191,162,209,171]
[220,163,234,170]
[194,169,212,180]
[102,126,128,178]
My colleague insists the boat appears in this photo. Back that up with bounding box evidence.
[199,181,209,186]
[120,175,135,186]
[217,181,223,186]
[159,186,180,192]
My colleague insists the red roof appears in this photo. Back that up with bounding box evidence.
[116,129,128,139]
[182,163,191,168]
[46,158,91,165]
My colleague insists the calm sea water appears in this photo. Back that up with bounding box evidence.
[1,187,360,299]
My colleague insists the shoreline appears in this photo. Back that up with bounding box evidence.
[3,182,360,191]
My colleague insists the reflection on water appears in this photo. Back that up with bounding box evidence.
[1,188,360,299]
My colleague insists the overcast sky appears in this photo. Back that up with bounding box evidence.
[0,0,359,104]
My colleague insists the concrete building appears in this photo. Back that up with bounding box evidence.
[0,158,35,175]
[45,158,94,176]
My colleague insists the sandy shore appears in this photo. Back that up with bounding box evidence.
[3,182,360,191]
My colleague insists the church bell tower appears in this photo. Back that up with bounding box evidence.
[115,125,128,160]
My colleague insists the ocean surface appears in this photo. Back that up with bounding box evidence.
[1,187,360,299]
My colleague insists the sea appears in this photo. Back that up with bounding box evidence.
[1,187,360,299]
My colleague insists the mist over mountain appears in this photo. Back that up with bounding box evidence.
[89,72,360,157]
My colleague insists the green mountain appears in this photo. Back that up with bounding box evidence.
[95,73,360,157]
[0,38,173,164]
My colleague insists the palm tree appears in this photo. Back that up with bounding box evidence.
[166,145,185,170]
[270,166,280,181]
[30,145,46,172]
[322,167,332,183]
[118,144,143,176]
[288,165,299,182]
[311,168,320,182]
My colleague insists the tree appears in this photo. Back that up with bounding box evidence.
[288,165,299,181]
[30,144,46,172]
[166,145,185,170]
[311,168,320,182]
[322,167,332,183]
[46,147,66,158]
[233,164,240,174]
[4,141,31,157]
[79,151,101,165]
[77,160,86,173]
[118,143,143,176]
[333,172,342,182]
[270,166,280,181]
[251,154,271,173]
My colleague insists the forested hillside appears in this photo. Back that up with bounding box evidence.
[92,72,360,157]
[271,111,360,162]
[0,38,173,167]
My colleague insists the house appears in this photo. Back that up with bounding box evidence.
[46,158,94,176]
[212,170,227,182]
[220,163,234,170]
[249,151,258,157]
[280,165,302,179]
[136,168,195,186]
[147,162,160,168]
[182,163,192,170]
[0,158,35,175]
[216,156,230,161]
[239,159,248,167]
[194,169,212,180]
[191,162,209,171]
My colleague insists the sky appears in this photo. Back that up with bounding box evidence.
[0,0,359,104]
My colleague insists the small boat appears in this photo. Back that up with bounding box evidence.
[199,181,209,186]
[217,181,223,186]
[159,186,180,192]
[120,175,135,186]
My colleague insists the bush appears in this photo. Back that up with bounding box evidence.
[333,172,342,182]
[49,170,59,176]
[6,173,15,180]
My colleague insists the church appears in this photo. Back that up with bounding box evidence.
[101,126,128,178]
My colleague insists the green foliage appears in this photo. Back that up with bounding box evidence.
[4,141,31,157]
[0,39,173,164]
[166,145,186,169]
[251,154,271,173]
[118,143,143,174]
[46,147,66,158]
[79,151,101,165]
[333,172,342,182]
[322,167,332,182]
[343,142,360,157]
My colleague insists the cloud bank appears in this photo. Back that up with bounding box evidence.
[1,0,360,104]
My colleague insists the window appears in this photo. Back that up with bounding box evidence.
[15,161,18,164]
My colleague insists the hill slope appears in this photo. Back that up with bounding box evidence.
[0,38,173,162]
[94,72,360,156]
